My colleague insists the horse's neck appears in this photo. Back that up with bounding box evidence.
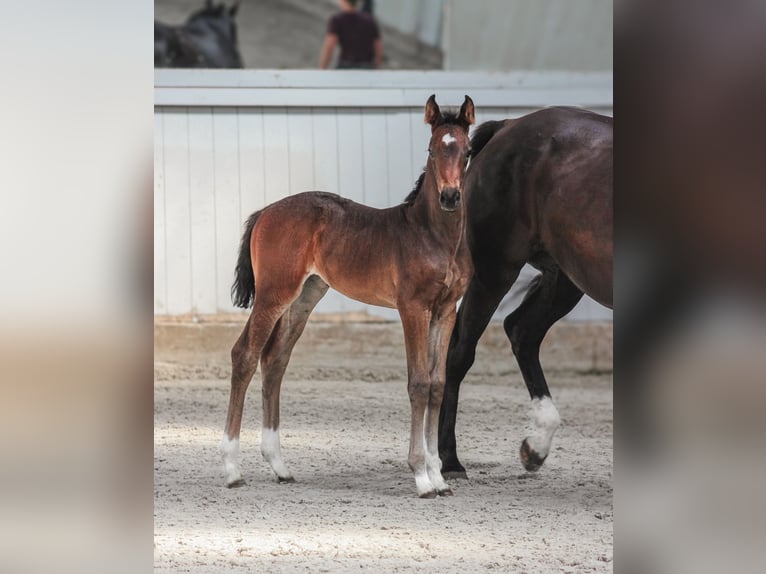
[412,164,465,244]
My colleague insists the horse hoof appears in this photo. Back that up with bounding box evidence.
[277,475,295,484]
[442,469,468,480]
[437,487,454,497]
[418,490,438,499]
[440,457,468,479]
[226,478,246,488]
[520,438,547,472]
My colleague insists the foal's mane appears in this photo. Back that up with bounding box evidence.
[402,110,466,205]
[403,171,426,205]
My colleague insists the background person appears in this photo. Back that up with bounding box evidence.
[319,0,383,69]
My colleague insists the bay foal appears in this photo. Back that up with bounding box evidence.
[221,95,474,498]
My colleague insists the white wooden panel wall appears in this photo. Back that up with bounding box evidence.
[443,0,613,71]
[155,70,613,321]
[375,0,444,47]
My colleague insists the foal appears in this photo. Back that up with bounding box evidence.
[220,95,474,498]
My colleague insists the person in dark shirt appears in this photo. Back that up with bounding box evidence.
[319,0,383,69]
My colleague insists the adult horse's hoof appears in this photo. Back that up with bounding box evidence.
[418,490,438,499]
[440,456,468,479]
[276,475,295,484]
[437,487,454,497]
[442,469,468,480]
[520,438,547,472]
[226,478,246,488]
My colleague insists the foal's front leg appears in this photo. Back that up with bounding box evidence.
[425,308,458,496]
[399,306,437,498]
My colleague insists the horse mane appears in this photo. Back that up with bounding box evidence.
[403,171,426,205]
[470,119,508,159]
[435,110,465,127]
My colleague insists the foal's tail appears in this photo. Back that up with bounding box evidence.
[231,210,261,309]
[470,119,509,159]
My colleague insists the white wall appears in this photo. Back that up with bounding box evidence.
[443,0,613,71]
[374,0,444,47]
[155,69,612,321]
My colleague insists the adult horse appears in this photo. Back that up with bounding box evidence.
[221,95,475,498]
[438,107,613,478]
[155,1,243,68]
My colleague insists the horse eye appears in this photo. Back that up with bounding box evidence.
[428,148,434,158]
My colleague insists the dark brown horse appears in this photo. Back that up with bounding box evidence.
[438,107,613,477]
[155,1,243,68]
[221,95,475,498]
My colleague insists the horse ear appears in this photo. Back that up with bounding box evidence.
[229,0,240,16]
[424,94,442,128]
[459,95,475,128]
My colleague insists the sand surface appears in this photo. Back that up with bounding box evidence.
[155,321,612,572]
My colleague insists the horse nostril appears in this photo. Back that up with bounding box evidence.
[439,188,461,210]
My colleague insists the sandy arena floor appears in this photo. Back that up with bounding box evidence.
[154,321,612,572]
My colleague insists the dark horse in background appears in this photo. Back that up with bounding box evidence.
[155,1,243,68]
[438,107,613,478]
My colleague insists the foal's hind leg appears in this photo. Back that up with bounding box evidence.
[259,276,328,483]
[221,296,291,487]
[503,268,583,471]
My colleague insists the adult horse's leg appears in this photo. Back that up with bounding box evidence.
[399,305,437,498]
[423,307,458,495]
[259,276,328,483]
[503,268,583,471]
[439,271,519,477]
[221,293,291,487]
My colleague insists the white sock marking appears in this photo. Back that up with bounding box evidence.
[220,435,242,485]
[425,451,450,492]
[526,396,561,458]
[415,471,436,496]
[261,427,292,481]
[441,133,457,145]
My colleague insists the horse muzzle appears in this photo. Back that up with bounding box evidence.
[439,188,461,211]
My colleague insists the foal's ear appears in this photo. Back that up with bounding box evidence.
[229,0,240,16]
[459,95,475,128]
[424,94,442,128]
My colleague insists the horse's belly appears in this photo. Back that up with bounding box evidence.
[312,264,398,310]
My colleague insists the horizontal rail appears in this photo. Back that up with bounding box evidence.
[155,69,613,108]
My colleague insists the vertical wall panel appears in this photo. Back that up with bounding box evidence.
[161,109,192,315]
[361,109,389,207]
[287,107,315,194]
[385,109,414,205]
[237,108,267,223]
[213,108,241,312]
[335,109,364,204]
[187,108,216,314]
[312,108,340,194]
[262,108,290,205]
[154,110,167,314]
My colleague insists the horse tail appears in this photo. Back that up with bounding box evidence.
[231,210,261,308]
[470,119,509,159]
